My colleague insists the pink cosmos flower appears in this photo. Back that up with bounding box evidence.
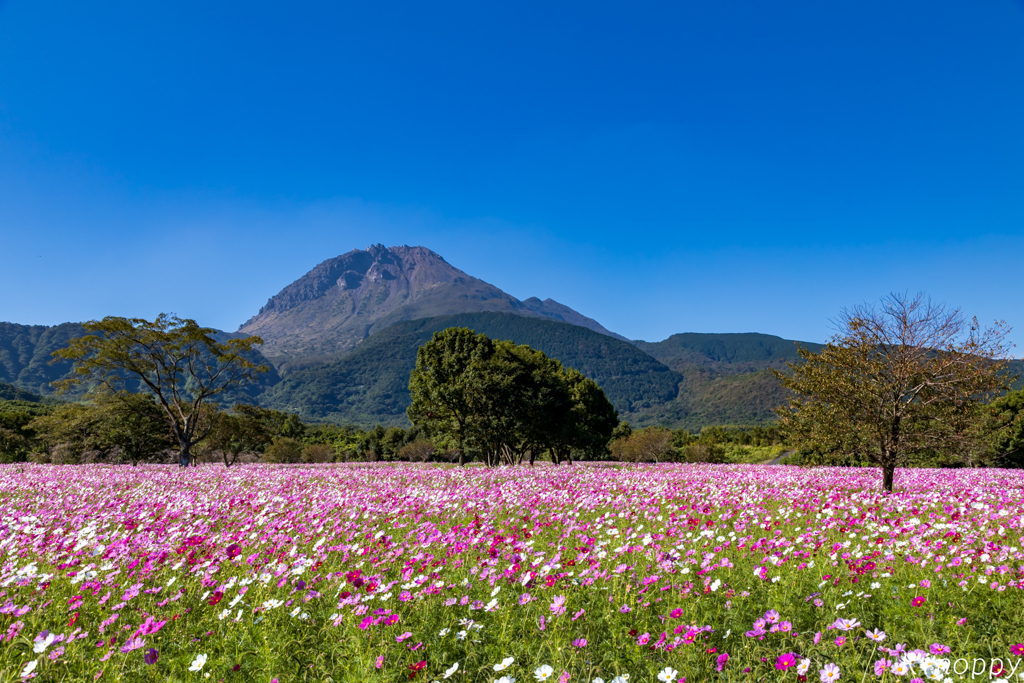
[1012,644,1024,657]
[776,653,797,670]
[873,659,891,676]
[549,595,566,616]
[638,632,650,645]
[375,655,383,669]
[715,653,729,672]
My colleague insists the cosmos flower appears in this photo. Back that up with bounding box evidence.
[535,664,554,681]
[819,663,841,682]
[866,629,887,642]
[656,667,679,682]
[494,657,515,671]
[776,654,797,670]
[188,654,208,672]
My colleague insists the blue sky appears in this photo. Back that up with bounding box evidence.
[1,1,1022,350]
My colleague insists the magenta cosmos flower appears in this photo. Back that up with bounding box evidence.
[911,596,926,607]
[1011,644,1024,657]
[776,653,797,671]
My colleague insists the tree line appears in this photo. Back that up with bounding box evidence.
[1,295,1021,486]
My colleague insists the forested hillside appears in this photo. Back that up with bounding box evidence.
[260,312,681,425]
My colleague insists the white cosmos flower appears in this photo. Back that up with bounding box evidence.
[495,677,516,683]
[218,609,231,620]
[494,657,515,671]
[33,633,56,653]
[797,659,810,675]
[439,628,450,636]
[534,664,554,681]
[610,676,630,683]
[290,607,301,617]
[188,653,208,671]
[21,659,38,677]
[657,667,678,682]
[443,662,459,679]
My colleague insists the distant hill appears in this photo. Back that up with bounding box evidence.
[0,381,45,403]
[635,332,823,375]
[0,322,90,395]
[239,244,627,363]
[259,312,681,426]
[626,333,823,430]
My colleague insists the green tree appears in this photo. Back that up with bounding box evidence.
[984,390,1024,467]
[610,426,675,463]
[52,315,268,467]
[407,328,496,466]
[774,293,1014,492]
[28,393,173,464]
[408,328,613,467]
[263,436,303,463]
[547,368,619,465]
[196,404,276,467]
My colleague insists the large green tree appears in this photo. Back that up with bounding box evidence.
[407,328,496,466]
[547,368,619,465]
[774,293,1014,492]
[408,327,617,466]
[52,315,268,467]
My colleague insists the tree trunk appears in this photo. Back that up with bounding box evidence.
[881,464,895,493]
[177,440,192,468]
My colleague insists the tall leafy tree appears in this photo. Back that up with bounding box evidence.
[52,315,268,467]
[774,293,1014,492]
[407,328,495,466]
[196,404,277,467]
[409,327,616,466]
[547,368,619,465]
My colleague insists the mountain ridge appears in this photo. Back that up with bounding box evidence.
[239,244,628,362]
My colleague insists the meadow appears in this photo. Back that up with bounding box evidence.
[1,463,1022,683]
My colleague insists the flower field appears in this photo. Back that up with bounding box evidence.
[1,463,1023,683]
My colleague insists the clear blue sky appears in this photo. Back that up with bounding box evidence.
[1,1,1022,350]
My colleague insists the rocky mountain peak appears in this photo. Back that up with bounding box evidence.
[239,245,625,362]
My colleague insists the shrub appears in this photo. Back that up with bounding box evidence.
[263,436,303,463]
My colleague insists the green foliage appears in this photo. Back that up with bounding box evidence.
[52,314,270,466]
[609,426,675,463]
[407,327,618,466]
[262,312,678,425]
[774,293,1013,491]
[985,389,1024,467]
[28,393,174,464]
[262,436,304,463]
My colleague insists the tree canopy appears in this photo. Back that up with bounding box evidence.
[52,315,268,467]
[774,293,1014,492]
[407,327,619,466]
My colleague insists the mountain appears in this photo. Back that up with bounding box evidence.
[259,312,681,426]
[0,381,45,402]
[0,322,90,395]
[627,333,823,430]
[0,322,280,403]
[635,332,823,376]
[238,244,627,363]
